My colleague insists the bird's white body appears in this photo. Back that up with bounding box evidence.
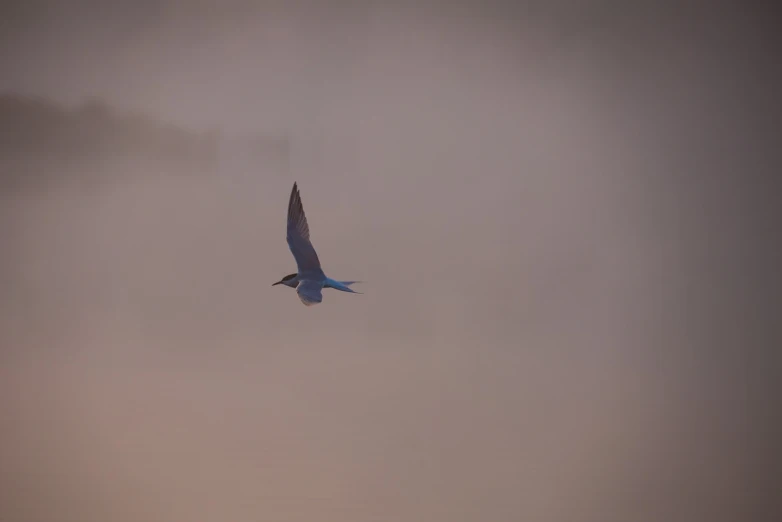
[275,274,360,307]
[273,182,361,306]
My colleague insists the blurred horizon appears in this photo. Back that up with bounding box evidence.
[1,2,780,521]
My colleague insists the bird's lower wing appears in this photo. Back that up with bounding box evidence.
[297,280,323,306]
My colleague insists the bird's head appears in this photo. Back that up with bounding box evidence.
[273,273,299,288]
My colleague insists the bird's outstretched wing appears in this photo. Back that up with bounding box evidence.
[287,182,324,278]
[296,280,323,306]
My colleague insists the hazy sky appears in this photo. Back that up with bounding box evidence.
[1,2,780,521]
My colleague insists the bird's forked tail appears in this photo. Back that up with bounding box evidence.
[325,278,363,294]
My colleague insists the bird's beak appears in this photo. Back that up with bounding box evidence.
[272,281,281,286]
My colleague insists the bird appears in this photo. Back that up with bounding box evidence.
[272,182,362,306]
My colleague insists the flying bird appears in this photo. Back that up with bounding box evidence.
[273,182,362,306]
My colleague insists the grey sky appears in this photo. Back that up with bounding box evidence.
[1,2,779,521]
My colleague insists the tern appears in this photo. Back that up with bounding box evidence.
[272,182,362,306]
